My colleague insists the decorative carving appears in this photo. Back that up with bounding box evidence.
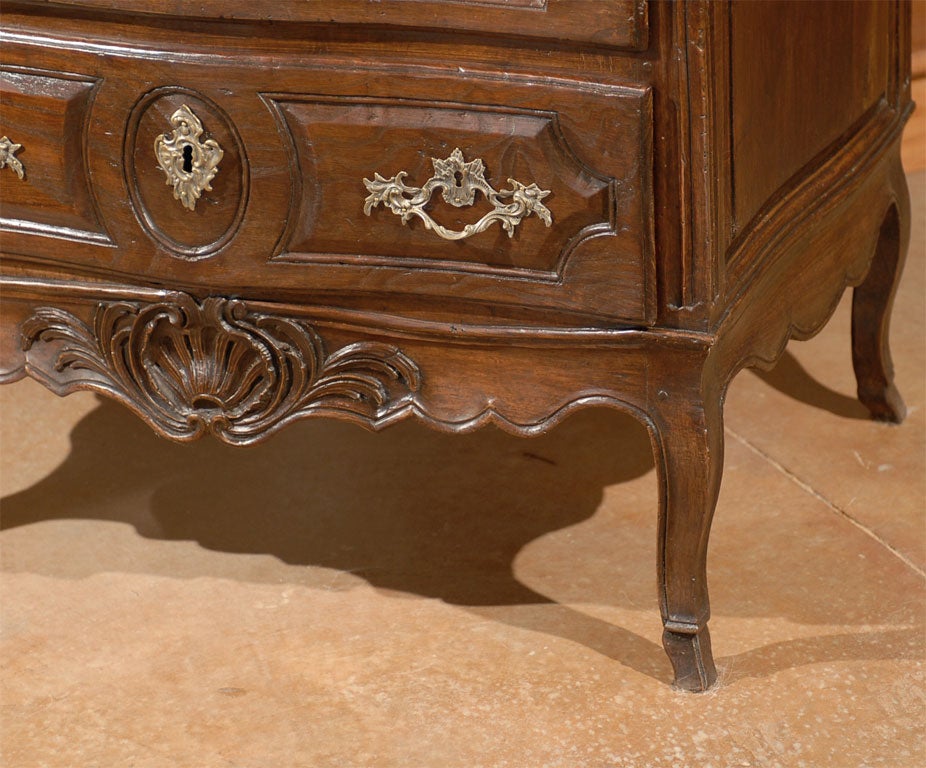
[154,104,223,211]
[21,295,421,444]
[363,147,552,240]
[0,136,24,179]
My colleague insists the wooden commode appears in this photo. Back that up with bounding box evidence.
[0,1,912,690]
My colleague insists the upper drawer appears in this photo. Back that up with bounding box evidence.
[30,0,649,51]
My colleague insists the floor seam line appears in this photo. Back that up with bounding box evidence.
[724,425,926,580]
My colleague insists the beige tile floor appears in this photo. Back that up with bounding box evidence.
[1,172,924,766]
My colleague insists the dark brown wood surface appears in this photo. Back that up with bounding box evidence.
[23,0,650,50]
[0,4,658,325]
[0,0,912,692]
[730,0,894,235]
[0,69,105,241]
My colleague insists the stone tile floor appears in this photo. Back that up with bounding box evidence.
[1,154,923,768]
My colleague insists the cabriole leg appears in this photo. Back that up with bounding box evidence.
[650,375,724,692]
[852,201,908,423]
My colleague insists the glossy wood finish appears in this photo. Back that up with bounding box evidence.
[853,200,909,423]
[28,0,650,50]
[730,0,893,233]
[0,1,912,691]
[127,89,247,258]
[0,68,106,243]
[266,76,653,323]
[0,15,655,324]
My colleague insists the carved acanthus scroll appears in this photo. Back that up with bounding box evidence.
[21,294,421,444]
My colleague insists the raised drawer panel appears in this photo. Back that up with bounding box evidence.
[0,68,108,244]
[263,72,654,323]
[272,99,589,274]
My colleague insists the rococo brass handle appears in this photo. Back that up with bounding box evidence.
[154,104,223,211]
[0,136,25,179]
[363,148,552,240]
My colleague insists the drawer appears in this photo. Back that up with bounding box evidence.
[35,0,649,51]
[0,39,655,325]
[263,74,654,323]
[0,67,109,244]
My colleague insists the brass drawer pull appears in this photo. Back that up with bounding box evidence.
[154,104,223,211]
[0,136,25,179]
[363,148,552,240]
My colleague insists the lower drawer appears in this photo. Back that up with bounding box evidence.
[0,32,655,325]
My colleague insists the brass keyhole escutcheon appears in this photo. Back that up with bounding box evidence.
[153,104,224,211]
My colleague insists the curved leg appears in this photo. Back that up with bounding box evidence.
[650,372,724,692]
[852,201,908,423]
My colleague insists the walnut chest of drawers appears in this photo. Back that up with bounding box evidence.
[0,1,912,690]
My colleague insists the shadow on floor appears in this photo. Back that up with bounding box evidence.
[1,348,920,685]
[749,350,870,420]
[1,395,680,681]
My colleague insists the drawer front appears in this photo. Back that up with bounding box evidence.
[0,39,654,325]
[0,67,109,244]
[265,75,653,323]
[37,0,649,51]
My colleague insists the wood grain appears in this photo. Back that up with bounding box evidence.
[23,0,650,50]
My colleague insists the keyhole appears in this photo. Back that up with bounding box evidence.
[182,145,193,173]
[454,170,464,186]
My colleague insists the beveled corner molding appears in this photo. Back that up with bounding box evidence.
[363,147,552,240]
[0,136,25,179]
[21,293,421,444]
[154,104,223,211]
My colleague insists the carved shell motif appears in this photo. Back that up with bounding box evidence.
[21,295,421,444]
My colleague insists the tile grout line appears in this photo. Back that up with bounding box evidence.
[724,425,926,581]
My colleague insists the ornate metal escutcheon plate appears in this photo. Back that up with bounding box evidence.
[363,148,552,240]
[0,135,25,179]
[154,104,224,211]
[125,88,248,259]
